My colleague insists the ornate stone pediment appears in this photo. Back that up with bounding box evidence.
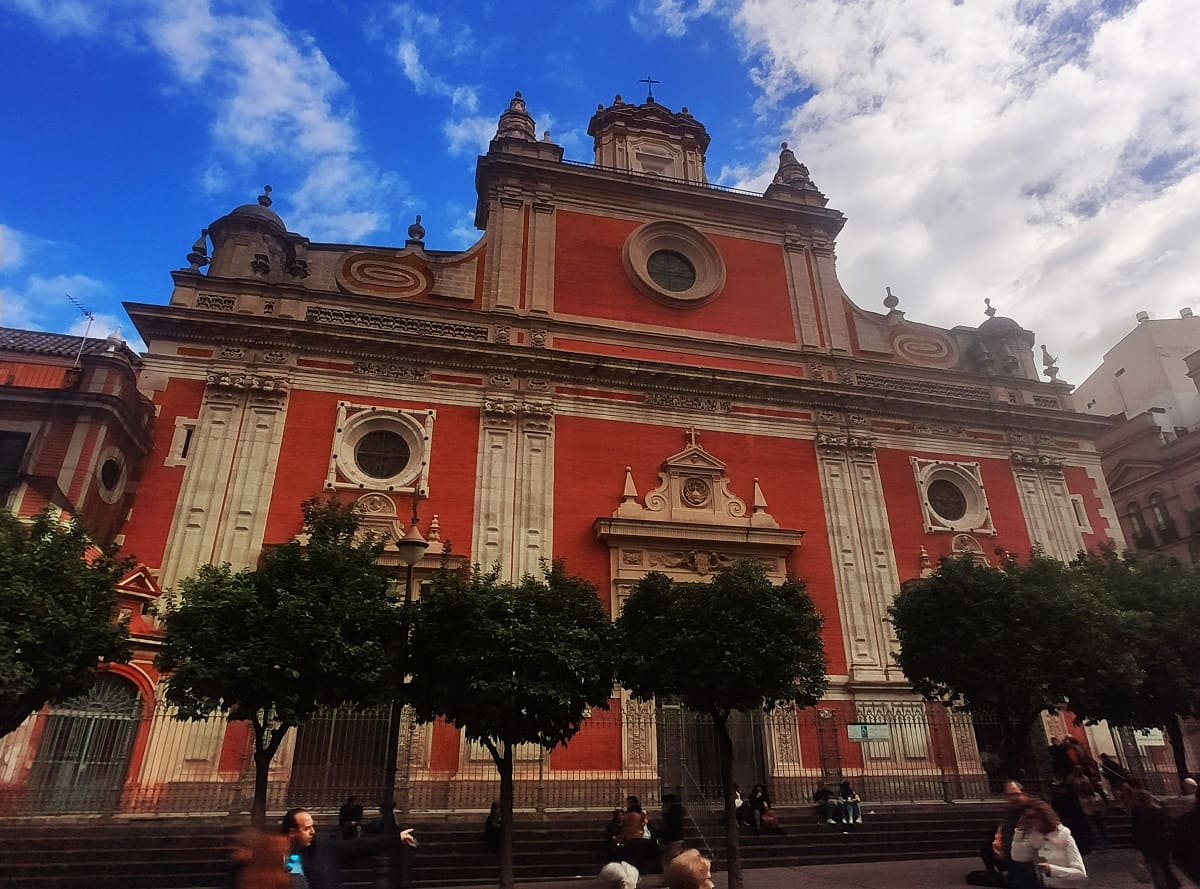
[615,427,778,529]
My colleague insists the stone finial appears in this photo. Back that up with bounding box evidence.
[407,214,426,244]
[621,467,639,504]
[427,513,441,543]
[752,478,768,513]
[105,327,125,351]
[258,185,273,208]
[771,142,818,191]
[494,91,536,142]
[884,286,900,311]
[186,228,210,270]
[984,297,997,319]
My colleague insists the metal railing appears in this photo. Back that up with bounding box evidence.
[0,698,1187,817]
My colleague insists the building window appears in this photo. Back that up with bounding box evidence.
[622,220,726,308]
[1127,502,1153,548]
[646,250,696,292]
[99,459,123,491]
[0,431,29,486]
[327,402,434,494]
[354,430,411,480]
[911,457,996,535]
[1070,494,1093,534]
[1149,492,1178,542]
[928,479,967,522]
[94,447,129,504]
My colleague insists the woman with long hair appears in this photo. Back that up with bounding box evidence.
[1011,799,1087,888]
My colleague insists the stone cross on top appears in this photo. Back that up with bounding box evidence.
[685,426,700,448]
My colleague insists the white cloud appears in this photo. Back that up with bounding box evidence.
[63,312,147,354]
[631,0,724,36]
[725,0,1200,379]
[378,5,480,110]
[444,115,496,157]
[1,0,104,36]
[139,3,395,241]
[0,224,30,273]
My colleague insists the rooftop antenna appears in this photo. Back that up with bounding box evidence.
[65,293,95,369]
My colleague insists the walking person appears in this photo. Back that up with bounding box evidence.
[278,805,416,889]
[1129,785,1182,889]
[658,793,686,870]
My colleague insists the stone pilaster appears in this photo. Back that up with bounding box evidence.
[1010,453,1084,560]
[816,433,902,685]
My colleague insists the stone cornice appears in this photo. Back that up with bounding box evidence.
[0,388,152,455]
[123,302,1110,439]
[593,517,803,550]
[474,151,847,241]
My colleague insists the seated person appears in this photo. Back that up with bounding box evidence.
[839,781,863,824]
[813,784,846,823]
[338,795,364,840]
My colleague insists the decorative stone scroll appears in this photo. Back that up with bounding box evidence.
[352,361,429,381]
[205,371,289,401]
[1011,453,1064,471]
[196,294,236,312]
[305,306,489,342]
[815,433,876,458]
[645,392,732,412]
[337,252,434,299]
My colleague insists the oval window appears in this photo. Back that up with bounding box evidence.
[928,479,967,522]
[99,459,123,491]
[646,250,696,292]
[354,430,410,480]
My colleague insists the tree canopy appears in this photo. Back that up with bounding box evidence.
[615,559,827,889]
[888,551,1139,778]
[156,497,400,825]
[0,510,131,739]
[406,560,615,889]
[1066,547,1200,777]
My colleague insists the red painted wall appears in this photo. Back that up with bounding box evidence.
[264,390,480,551]
[876,448,1035,581]
[119,378,206,568]
[553,211,797,344]
[1063,465,1114,550]
[552,416,846,675]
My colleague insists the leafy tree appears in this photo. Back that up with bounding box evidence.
[0,510,131,739]
[615,559,828,889]
[156,497,399,826]
[406,561,615,889]
[889,552,1139,780]
[1067,547,1200,778]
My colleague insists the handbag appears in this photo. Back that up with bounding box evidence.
[761,809,778,829]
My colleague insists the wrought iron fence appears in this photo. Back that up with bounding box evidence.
[0,695,1188,817]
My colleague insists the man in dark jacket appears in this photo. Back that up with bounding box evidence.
[282,806,415,889]
[970,781,1035,887]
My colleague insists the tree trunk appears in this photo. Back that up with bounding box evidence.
[252,745,271,829]
[715,712,742,889]
[999,715,1035,784]
[498,742,515,889]
[250,718,291,829]
[1165,714,1191,782]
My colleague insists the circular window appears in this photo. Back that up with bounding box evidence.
[99,459,123,491]
[622,221,726,308]
[928,479,967,521]
[355,430,410,480]
[647,251,696,292]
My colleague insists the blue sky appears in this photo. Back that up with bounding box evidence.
[2,0,1197,381]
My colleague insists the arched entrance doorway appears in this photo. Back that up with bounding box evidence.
[27,674,141,813]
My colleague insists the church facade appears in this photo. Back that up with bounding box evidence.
[1,92,1130,813]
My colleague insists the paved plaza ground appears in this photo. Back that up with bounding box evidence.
[450,850,1198,889]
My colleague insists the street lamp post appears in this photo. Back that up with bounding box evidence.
[383,503,428,816]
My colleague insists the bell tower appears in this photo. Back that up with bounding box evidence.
[587,93,711,183]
